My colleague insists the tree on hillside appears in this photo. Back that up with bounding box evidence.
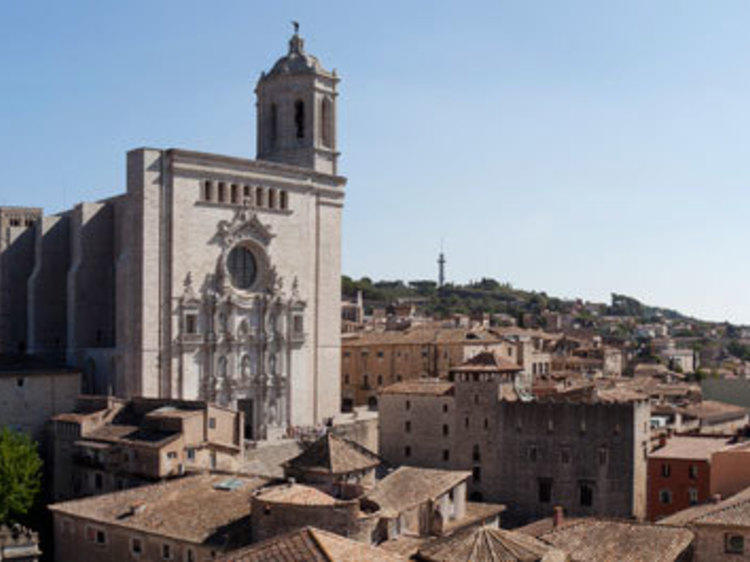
[0,427,42,524]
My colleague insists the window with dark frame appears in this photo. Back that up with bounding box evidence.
[538,479,552,503]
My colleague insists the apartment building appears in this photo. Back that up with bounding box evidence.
[48,395,244,501]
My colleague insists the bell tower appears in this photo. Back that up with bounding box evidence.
[256,24,340,175]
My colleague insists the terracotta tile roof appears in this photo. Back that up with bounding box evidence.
[649,436,736,461]
[49,474,267,547]
[537,518,694,561]
[283,433,380,476]
[418,525,568,562]
[442,502,506,535]
[218,526,405,561]
[378,535,432,558]
[380,379,455,396]
[450,351,522,373]
[341,328,507,347]
[658,485,750,526]
[366,467,470,514]
[255,483,339,506]
[679,400,747,423]
[85,424,181,448]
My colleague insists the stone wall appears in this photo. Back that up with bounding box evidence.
[496,400,649,523]
[53,513,210,562]
[0,371,79,441]
[250,494,365,543]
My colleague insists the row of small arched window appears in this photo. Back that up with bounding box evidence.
[202,180,289,211]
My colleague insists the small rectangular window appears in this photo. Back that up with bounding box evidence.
[580,483,593,507]
[230,184,238,204]
[96,530,106,545]
[404,446,411,457]
[405,421,411,433]
[162,543,172,559]
[688,487,698,505]
[187,448,195,461]
[662,463,671,478]
[443,449,450,461]
[132,538,142,554]
[538,479,552,503]
[209,417,216,429]
[204,181,213,201]
[185,314,197,334]
[689,464,698,479]
[405,400,411,411]
[256,187,263,206]
[442,424,449,436]
[725,534,745,554]
[472,466,481,483]
[280,190,288,210]
[217,182,226,203]
[293,315,304,334]
[660,489,672,504]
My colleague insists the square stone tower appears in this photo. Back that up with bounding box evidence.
[255,28,339,175]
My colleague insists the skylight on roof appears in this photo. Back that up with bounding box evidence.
[213,478,244,491]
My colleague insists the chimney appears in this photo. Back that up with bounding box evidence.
[553,506,564,528]
[712,493,722,504]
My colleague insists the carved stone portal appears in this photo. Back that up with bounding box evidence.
[176,209,306,440]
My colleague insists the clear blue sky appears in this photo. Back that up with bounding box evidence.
[2,1,749,323]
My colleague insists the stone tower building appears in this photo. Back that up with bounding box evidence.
[0,29,345,440]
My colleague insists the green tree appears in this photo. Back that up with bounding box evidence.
[0,427,42,524]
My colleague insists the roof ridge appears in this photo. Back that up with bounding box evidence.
[305,527,333,561]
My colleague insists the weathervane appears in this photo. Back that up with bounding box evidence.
[292,20,299,34]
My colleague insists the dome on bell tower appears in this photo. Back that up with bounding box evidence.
[255,24,340,175]
[262,32,329,79]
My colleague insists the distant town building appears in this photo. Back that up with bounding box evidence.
[341,328,518,409]
[48,396,244,501]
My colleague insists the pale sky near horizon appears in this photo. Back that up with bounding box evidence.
[1,1,749,323]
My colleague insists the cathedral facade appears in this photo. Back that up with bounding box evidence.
[0,30,344,439]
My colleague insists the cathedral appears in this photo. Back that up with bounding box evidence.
[0,29,345,440]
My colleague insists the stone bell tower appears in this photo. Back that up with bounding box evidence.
[256,24,340,175]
